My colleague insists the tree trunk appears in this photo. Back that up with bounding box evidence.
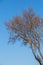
[40,63,42,65]
[39,61,43,65]
[40,63,43,65]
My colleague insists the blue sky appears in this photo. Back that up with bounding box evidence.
[0,0,43,65]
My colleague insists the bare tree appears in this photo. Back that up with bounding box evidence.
[5,8,43,65]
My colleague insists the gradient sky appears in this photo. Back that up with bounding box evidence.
[0,0,43,65]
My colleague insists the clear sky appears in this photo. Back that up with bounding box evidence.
[0,0,43,65]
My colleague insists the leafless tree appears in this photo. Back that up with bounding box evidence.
[5,8,43,65]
